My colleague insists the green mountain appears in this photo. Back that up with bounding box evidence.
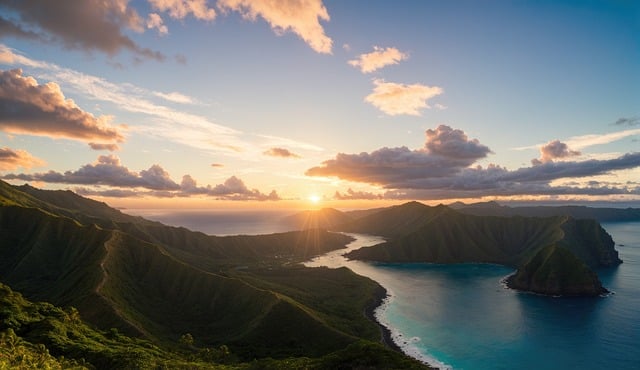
[341,202,620,297]
[506,244,607,296]
[450,201,640,222]
[0,180,428,368]
[280,207,354,230]
[0,281,427,369]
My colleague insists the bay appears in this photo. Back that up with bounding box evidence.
[129,209,640,369]
[306,222,640,370]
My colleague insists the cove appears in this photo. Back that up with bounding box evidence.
[305,224,640,370]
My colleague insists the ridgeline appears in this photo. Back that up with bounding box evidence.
[0,180,428,369]
[285,201,623,297]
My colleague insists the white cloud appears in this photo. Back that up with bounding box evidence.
[348,46,408,73]
[364,79,443,116]
[153,91,198,104]
[149,0,216,20]
[217,0,333,54]
[565,128,640,150]
[147,13,169,35]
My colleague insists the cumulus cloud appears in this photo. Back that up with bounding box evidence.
[333,188,382,200]
[180,174,279,200]
[365,79,443,116]
[149,0,216,20]
[3,155,179,190]
[2,155,279,200]
[263,147,300,158]
[307,125,640,199]
[0,69,125,144]
[348,46,408,73]
[0,147,45,170]
[306,125,491,184]
[531,140,580,165]
[146,13,168,35]
[0,0,164,61]
[218,0,333,54]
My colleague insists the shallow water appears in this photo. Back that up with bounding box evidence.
[306,223,640,370]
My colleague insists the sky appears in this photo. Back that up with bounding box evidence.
[0,0,638,210]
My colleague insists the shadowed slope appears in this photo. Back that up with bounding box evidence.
[342,201,620,296]
[0,180,403,362]
[507,243,608,296]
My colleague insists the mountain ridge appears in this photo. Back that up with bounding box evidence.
[0,180,429,367]
[337,201,620,296]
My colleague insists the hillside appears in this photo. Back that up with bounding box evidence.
[341,202,620,296]
[280,207,354,230]
[0,180,429,368]
[451,201,640,222]
[0,282,428,369]
[506,244,607,297]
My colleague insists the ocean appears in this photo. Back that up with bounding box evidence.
[129,209,639,369]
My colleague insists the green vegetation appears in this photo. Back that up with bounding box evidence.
[0,282,427,369]
[507,244,607,296]
[337,201,620,296]
[0,180,430,368]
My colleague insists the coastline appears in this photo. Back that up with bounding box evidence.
[366,283,447,369]
[366,284,403,353]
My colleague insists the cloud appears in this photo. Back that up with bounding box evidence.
[218,0,333,54]
[152,91,198,104]
[365,79,443,116]
[348,46,408,73]
[180,174,279,200]
[565,128,640,150]
[0,0,164,61]
[184,174,282,200]
[3,155,180,190]
[263,147,300,158]
[146,13,168,35]
[0,147,45,171]
[0,16,43,41]
[0,46,244,152]
[211,163,224,168]
[307,125,640,199]
[333,188,382,200]
[0,69,125,144]
[88,142,120,151]
[306,125,490,184]
[531,140,580,165]
[2,155,279,200]
[149,0,216,20]
[614,117,639,126]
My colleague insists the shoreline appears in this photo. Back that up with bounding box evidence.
[365,284,403,353]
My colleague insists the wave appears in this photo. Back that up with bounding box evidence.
[374,291,453,370]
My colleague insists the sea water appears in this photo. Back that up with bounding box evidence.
[306,223,640,370]
[130,210,640,369]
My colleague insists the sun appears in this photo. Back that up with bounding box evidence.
[308,194,321,204]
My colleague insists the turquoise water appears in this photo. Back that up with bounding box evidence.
[307,223,640,369]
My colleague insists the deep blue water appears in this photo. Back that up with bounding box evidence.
[307,223,640,369]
